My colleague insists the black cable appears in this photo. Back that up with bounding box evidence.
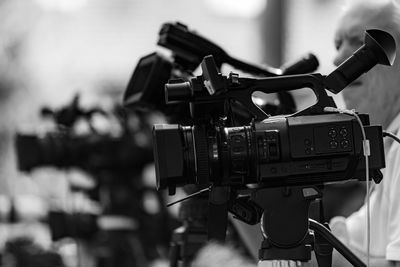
[166,187,210,207]
[309,219,366,267]
[383,131,400,144]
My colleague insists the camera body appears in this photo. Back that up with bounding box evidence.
[154,112,384,192]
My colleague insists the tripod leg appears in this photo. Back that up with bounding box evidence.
[314,223,333,267]
[208,186,230,242]
[309,219,365,267]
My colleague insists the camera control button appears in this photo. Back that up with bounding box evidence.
[340,127,348,137]
[340,140,349,148]
[329,140,338,149]
[328,128,337,138]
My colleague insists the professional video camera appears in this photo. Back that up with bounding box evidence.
[152,29,396,266]
[123,22,319,120]
[121,21,326,267]
[16,95,153,173]
[14,95,174,266]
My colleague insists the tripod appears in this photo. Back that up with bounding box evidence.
[252,186,365,267]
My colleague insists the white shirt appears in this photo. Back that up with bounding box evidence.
[344,113,400,261]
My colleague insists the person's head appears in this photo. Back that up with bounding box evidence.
[333,0,400,128]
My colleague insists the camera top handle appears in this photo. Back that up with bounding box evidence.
[166,29,395,123]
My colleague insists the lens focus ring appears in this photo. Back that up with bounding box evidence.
[193,126,210,185]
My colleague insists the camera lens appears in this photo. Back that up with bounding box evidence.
[153,124,256,188]
[153,125,194,189]
[15,133,66,171]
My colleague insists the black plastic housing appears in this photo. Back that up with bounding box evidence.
[153,113,384,190]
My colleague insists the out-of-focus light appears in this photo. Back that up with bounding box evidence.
[204,0,267,18]
[34,0,88,12]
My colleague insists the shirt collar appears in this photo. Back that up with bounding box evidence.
[387,113,400,133]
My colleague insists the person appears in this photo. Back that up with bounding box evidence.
[329,0,400,266]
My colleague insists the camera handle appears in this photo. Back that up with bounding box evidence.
[251,186,365,267]
[199,27,397,120]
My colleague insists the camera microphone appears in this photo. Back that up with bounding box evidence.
[281,53,319,75]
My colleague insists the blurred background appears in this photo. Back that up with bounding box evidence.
[0,0,349,266]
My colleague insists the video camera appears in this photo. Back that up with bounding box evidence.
[14,95,174,265]
[122,21,324,265]
[16,130,152,173]
[15,95,153,174]
[152,29,396,265]
[123,22,319,119]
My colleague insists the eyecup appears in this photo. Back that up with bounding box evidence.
[365,29,396,66]
[325,29,397,94]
